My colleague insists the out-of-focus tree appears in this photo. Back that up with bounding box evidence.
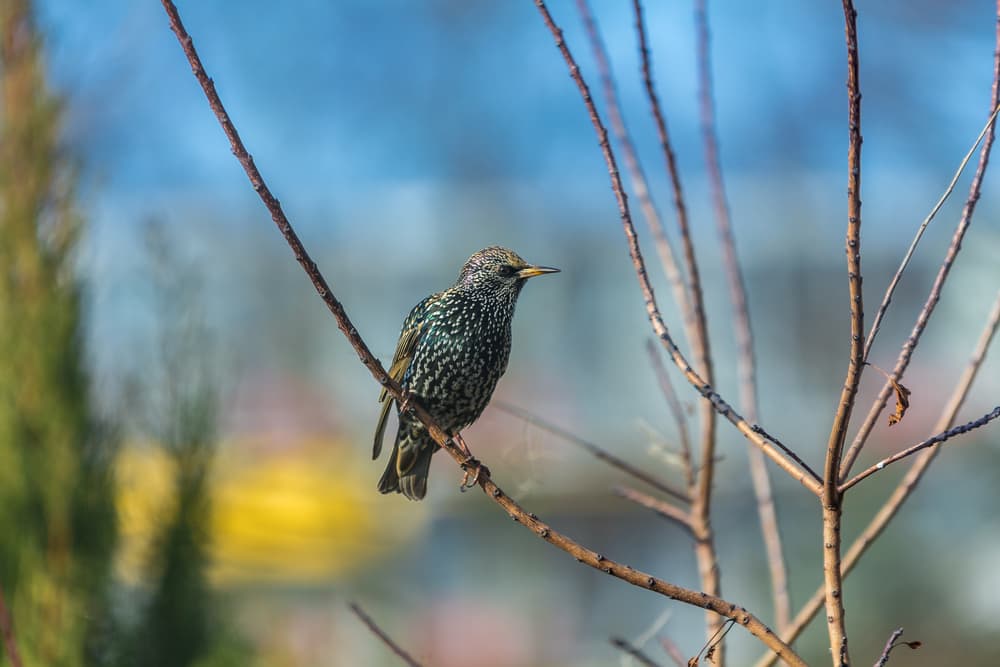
[0,0,117,665]
[121,222,252,667]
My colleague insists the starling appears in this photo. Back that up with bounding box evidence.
[373,246,559,500]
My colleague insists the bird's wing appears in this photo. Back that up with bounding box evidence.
[373,301,430,460]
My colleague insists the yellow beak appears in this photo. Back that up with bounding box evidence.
[516,265,560,279]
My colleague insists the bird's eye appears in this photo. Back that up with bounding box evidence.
[497,264,516,278]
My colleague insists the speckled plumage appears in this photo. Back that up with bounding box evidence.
[373,247,558,500]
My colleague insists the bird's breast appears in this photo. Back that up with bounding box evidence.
[403,307,514,431]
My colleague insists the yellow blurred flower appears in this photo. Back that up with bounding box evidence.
[115,438,425,586]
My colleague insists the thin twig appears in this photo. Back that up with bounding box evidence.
[821,2,864,663]
[645,340,694,489]
[349,602,424,667]
[161,2,807,662]
[613,486,693,534]
[753,289,1000,667]
[873,627,904,667]
[659,637,687,667]
[0,585,23,667]
[839,0,1000,483]
[611,636,664,667]
[693,0,790,634]
[861,105,1000,364]
[493,400,688,503]
[574,0,694,353]
[840,406,1000,492]
[532,1,824,498]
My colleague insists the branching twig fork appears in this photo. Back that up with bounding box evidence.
[839,2,1000,483]
[530,1,822,499]
[754,289,1000,667]
[860,104,1000,365]
[821,2,864,662]
[841,406,1000,492]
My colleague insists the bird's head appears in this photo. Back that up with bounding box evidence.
[456,246,559,295]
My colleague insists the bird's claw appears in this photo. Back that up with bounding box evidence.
[459,458,489,492]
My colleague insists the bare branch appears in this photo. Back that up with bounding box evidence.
[645,340,694,489]
[693,0,790,633]
[861,105,1000,364]
[161,2,808,661]
[613,486,693,534]
[820,2,865,662]
[349,602,425,667]
[839,0,1000,482]
[494,400,688,502]
[611,636,664,667]
[874,627,905,667]
[840,406,1000,492]
[574,0,693,349]
[659,637,688,667]
[754,289,1000,667]
[0,586,23,667]
[531,0,822,497]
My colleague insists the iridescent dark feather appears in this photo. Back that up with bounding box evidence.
[373,246,558,500]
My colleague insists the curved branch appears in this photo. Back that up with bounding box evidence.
[529,0,822,498]
[159,2,807,662]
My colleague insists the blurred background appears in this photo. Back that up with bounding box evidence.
[2,0,999,665]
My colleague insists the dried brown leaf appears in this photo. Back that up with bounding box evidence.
[887,378,911,426]
[902,640,922,650]
[687,658,699,667]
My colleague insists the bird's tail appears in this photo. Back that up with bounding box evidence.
[377,425,435,501]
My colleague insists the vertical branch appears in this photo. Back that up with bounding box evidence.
[693,0,790,633]
[839,0,1000,481]
[753,289,1000,667]
[635,0,722,654]
[822,1,864,664]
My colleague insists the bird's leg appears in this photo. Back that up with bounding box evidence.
[452,432,473,457]
[452,432,489,491]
